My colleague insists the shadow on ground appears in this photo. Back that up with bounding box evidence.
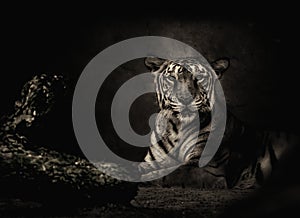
[0,186,255,218]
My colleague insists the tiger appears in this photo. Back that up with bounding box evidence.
[138,56,298,189]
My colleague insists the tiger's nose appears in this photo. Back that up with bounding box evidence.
[177,93,194,105]
[176,84,194,104]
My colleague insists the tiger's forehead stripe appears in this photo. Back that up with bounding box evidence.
[168,63,176,71]
[165,63,185,80]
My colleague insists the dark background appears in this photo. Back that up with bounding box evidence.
[1,11,292,148]
[1,10,289,122]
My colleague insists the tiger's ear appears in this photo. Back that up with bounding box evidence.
[210,58,230,79]
[144,57,166,72]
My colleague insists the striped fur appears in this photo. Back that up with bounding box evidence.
[139,57,298,188]
[200,111,298,188]
[139,57,228,181]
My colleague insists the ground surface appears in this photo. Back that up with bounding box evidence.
[0,186,254,218]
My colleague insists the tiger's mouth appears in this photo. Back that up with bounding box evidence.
[180,107,196,117]
[173,104,200,115]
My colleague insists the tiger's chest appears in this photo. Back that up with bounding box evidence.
[152,109,202,157]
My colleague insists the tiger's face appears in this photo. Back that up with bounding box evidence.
[156,61,210,116]
[145,57,229,118]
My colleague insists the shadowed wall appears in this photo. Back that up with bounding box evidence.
[1,15,290,159]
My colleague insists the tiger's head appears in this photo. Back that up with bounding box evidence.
[145,57,229,121]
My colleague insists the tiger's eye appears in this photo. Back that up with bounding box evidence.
[196,79,201,85]
[165,76,176,83]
